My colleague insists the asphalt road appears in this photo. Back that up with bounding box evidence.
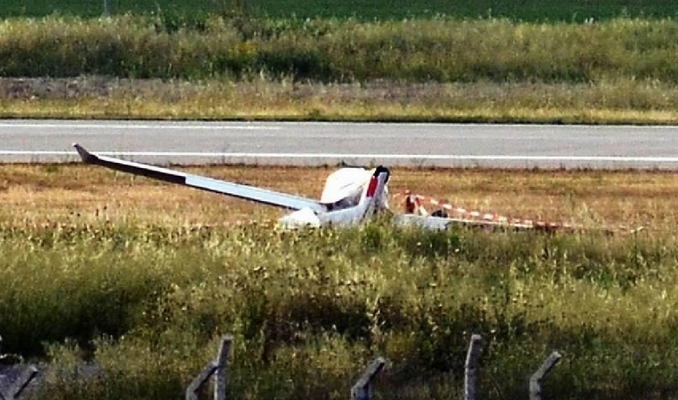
[2,120,678,168]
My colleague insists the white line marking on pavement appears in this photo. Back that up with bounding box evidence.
[0,123,280,131]
[2,151,678,163]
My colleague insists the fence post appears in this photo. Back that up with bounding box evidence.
[529,352,562,400]
[186,362,218,400]
[9,366,38,400]
[464,334,483,400]
[102,0,110,16]
[0,336,39,400]
[214,335,233,400]
[350,357,386,400]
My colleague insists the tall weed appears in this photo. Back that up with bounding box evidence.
[3,17,678,83]
[2,221,678,398]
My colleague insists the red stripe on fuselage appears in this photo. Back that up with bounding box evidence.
[366,176,379,198]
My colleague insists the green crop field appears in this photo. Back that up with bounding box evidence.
[2,0,678,21]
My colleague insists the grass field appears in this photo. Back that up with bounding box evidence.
[2,14,678,124]
[2,2,678,125]
[3,0,678,21]
[7,17,678,84]
[2,163,678,230]
[3,17,678,125]
[3,2,678,397]
[4,77,678,124]
[3,164,678,400]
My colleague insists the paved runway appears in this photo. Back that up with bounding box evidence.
[2,120,678,168]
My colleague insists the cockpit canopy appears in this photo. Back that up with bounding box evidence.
[319,167,389,211]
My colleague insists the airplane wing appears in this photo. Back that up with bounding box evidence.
[73,144,326,213]
[392,214,537,231]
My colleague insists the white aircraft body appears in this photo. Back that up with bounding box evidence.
[73,144,567,231]
[74,144,396,229]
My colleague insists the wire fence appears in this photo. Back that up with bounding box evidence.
[0,333,562,400]
[185,333,562,400]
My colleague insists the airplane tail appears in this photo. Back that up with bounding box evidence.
[358,165,390,213]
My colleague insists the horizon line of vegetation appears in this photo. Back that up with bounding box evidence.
[3,0,677,22]
[3,16,678,84]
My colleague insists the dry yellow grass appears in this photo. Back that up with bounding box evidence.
[2,164,678,231]
[5,99,678,125]
[4,78,678,124]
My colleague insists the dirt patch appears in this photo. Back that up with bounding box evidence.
[0,77,114,99]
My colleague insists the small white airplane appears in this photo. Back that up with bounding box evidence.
[73,144,570,232]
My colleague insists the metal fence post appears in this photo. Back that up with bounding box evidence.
[0,336,39,400]
[214,335,233,400]
[9,366,38,400]
[185,334,234,400]
[464,334,483,400]
[350,357,386,400]
[529,351,562,400]
[186,362,218,400]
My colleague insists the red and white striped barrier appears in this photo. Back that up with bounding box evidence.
[394,190,576,232]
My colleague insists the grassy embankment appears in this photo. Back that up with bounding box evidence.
[2,16,678,123]
[2,165,678,400]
